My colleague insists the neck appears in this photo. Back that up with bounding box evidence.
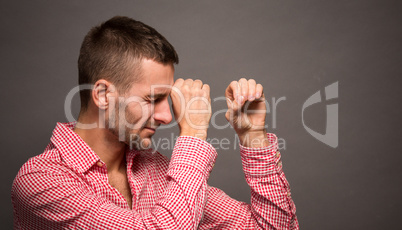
[73,109,126,173]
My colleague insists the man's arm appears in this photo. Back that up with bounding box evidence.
[199,134,298,229]
[199,78,298,229]
[12,142,216,229]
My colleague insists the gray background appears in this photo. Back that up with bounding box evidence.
[1,0,401,229]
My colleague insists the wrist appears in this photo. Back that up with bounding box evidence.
[237,130,270,148]
[180,129,208,141]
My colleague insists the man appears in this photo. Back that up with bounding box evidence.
[11,16,298,229]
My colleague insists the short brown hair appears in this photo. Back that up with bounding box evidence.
[78,16,179,110]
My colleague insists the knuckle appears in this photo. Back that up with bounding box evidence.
[182,84,190,92]
[174,79,184,86]
[230,81,238,88]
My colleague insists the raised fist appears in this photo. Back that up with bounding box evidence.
[170,78,211,140]
[225,78,269,147]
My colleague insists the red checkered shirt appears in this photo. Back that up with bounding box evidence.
[12,122,298,229]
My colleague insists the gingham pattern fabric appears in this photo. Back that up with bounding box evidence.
[11,122,298,229]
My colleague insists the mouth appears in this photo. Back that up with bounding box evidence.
[144,127,157,133]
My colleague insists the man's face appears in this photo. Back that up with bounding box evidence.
[108,59,174,150]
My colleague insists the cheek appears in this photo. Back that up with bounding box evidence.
[125,103,152,124]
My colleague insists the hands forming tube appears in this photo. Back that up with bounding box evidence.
[170,78,269,147]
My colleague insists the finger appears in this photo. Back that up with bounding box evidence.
[183,79,194,87]
[247,79,256,101]
[225,81,241,110]
[256,83,263,99]
[201,83,210,96]
[202,84,211,104]
[225,81,239,101]
[227,80,248,110]
[239,78,248,104]
[225,96,233,110]
[225,97,241,117]
[171,78,184,98]
[193,79,203,89]
[174,78,184,87]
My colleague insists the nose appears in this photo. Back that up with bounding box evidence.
[152,98,172,125]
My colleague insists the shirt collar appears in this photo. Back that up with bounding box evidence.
[50,122,101,173]
[50,122,141,173]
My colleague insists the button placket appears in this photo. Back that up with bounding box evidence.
[275,151,281,159]
[274,150,282,170]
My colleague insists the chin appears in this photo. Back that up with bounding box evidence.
[127,134,153,150]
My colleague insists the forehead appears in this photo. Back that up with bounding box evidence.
[140,59,174,84]
[127,59,174,95]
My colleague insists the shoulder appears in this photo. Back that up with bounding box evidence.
[12,143,79,199]
[14,142,65,178]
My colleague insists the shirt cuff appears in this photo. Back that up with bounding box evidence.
[239,133,281,177]
[169,136,217,177]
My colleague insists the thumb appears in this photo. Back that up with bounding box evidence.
[226,97,242,116]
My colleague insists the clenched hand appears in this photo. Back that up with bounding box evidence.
[225,78,270,148]
[170,78,211,140]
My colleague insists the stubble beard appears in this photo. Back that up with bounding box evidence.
[106,103,153,150]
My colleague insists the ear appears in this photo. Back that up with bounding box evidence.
[92,79,117,110]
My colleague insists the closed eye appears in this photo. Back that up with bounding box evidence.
[147,94,168,103]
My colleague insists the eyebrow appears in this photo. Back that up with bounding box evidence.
[148,93,168,99]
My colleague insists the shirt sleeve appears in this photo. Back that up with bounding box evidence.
[198,133,299,230]
[11,136,217,230]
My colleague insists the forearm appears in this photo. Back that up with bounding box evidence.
[240,133,298,229]
[164,135,217,227]
[198,133,298,230]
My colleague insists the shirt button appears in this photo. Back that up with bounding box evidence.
[97,161,103,167]
[277,161,282,168]
[287,191,291,197]
[275,151,280,158]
